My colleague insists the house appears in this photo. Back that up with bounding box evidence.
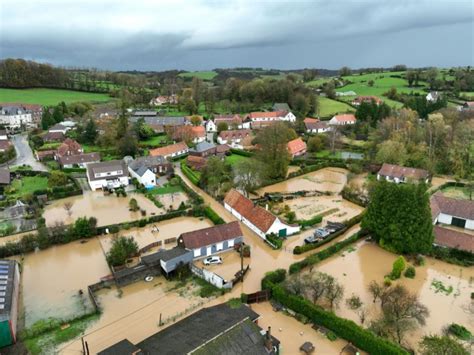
[304,118,330,133]
[430,192,474,230]
[426,91,441,102]
[351,96,382,106]
[377,163,430,184]
[128,156,172,175]
[247,111,296,122]
[272,103,290,112]
[48,123,69,134]
[0,105,33,129]
[98,303,279,355]
[186,155,207,171]
[178,221,243,258]
[287,138,307,158]
[224,189,300,239]
[191,125,206,143]
[170,125,205,144]
[217,129,252,149]
[461,101,474,111]
[149,142,189,159]
[329,114,357,125]
[149,95,178,106]
[0,168,10,185]
[214,114,250,130]
[128,164,156,187]
[58,153,101,169]
[140,247,194,276]
[188,141,217,157]
[86,160,129,190]
[0,260,20,348]
[35,150,56,161]
[55,138,83,157]
[0,130,7,140]
[42,131,65,142]
[204,119,217,132]
[432,226,473,253]
[0,103,43,125]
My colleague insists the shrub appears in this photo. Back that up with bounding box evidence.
[266,233,283,249]
[447,323,472,340]
[203,206,225,225]
[129,198,139,212]
[73,217,97,238]
[404,265,416,279]
[106,236,139,267]
[326,331,338,341]
[298,214,322,228]
[389,256,406,280]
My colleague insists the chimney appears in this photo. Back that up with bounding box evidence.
[264,326,273,352]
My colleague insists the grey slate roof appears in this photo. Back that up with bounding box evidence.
[58,152,100,166]
[0,260,18,318]
[49,123,67,131]
[128,156,169,176]
[130,116,186,126]
[189,141,216,153]
[87,160,128,181]
[98,339,141,355]
[0,106,26,115]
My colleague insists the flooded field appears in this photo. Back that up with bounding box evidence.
[99,216,213,252]
[314,241,474,349]
[13,238,110,327]
[287,165,301,176]
[155,192,189,211]
[276,195,363,223]
[258,167,349,195]
[43,192,162,227]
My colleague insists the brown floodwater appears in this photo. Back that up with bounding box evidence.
[11,238,110,327]
[257,167,349,195]
[278,195,363,223]
[313,241,474,350]
[287,165,300,176]
[43,191,162,227]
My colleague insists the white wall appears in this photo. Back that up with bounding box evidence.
[267,218,300,236]
[88,176,129,190]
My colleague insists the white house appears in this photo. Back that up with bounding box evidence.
[86,160,129,190]
[177,221,244,259]
[128,164,156,187]
[205,119,217,133]
[0,106,33,129]
[58,152,100,169]
[217,130,252,149]
[377,163,430,184]
[149,142,189,159]
[48,123,70,134]
[247,111,296,123]
[329,114,357,126]
[224,189,300,240]
[304,118,331,133]
[426,91,441,102]
[431,192,474,230]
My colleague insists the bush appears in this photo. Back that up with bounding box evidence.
[266,233,283,249]
[106,236,139,267]
[298,214,323,228]
[261,269,287,290]
[72,217,97,238]
[129,198,139,211]
[447,323,472,341]
[404,265,416,279]
[428,245,474,267]
[181,162,200,186]
[389,256,406,280]
[229,148,253,157]
[204,206,225,225]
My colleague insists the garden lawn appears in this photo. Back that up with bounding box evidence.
[318,97,354,118]
[81,144,118,160]
[0,88,112,106]
[178,71,218,80]
[148,184,183,195]
[8,176,49,198]
[139,135,169,147]
[440,185,472,200]
[225,154,250,165]
[314,150,342,159]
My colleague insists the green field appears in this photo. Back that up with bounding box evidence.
[7,176,49,198]
[178,71,218,81]
[306,77,334,87]
[440,185,472,200]
[318,97,355,118]
[225,154,250,165]
[0,88,112,106]
[139,135,169,147]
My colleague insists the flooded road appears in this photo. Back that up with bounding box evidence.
[43,192,162,227]
[257,167,349,195]
[314,241,474,349]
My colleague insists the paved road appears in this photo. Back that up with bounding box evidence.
[10,134,48,171]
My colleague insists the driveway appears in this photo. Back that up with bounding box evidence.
[10,134,48,171]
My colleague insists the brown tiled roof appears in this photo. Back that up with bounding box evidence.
[0,140,12,151]
[179,221,243,249]
[249,111,287,119]
[224,189,277,234]
[433,226,474,253]
[219,129,251,141]
[42,131,65,142]
[463,102,474,108]
[56,138,82,157]
[430,192,474,221]
[59,152,100,166]
[378,163,429,181]
[186,155,207,171]
[214,114,243,125]
[304,118,328,130]
[287,138,306,156]
[191,125,205,138]
[150,142,188,157]
[332,114,356,123]
[216,144,230,154]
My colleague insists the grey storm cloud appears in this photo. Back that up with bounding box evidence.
[0,0,473,70]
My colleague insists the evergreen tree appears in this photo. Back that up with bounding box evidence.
[82,118,98,144]
[41,108,55,130]
[362,181,433,254]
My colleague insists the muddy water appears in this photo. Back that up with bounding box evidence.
[43,191,162,227]
[99,217,213,252]
[156,192,189,211]
[251,302,365,355]
[278,195,363,223]
[12,238,110,327]
[287,165,300,176]
[258,167,349,195]
[314,241,474,349]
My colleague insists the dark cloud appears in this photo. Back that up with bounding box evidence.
[1,0,473,70]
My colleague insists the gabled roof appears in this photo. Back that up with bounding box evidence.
[0,168,10,184]
[272,103,290,111]
[304,118,328,130]
[149,142,188,157]
[331,114,356,123]
[191,125,205,137]
[186,155,207,170]
[49,123,67,131]
[248,111,288,119]
[42,131,65,142]
[430,192,474,221]
[214,114,243,125]
[224,189,278,234]
[190,141,216,153]
[219,129,252,140]
[87,160,128,181]
[58,152,100,166]
[378,163,429,181]
[433,226,474,253]
[179,221,242,249]
[287,138,306,155]
[129,156,169,171]
[56,138,82,156]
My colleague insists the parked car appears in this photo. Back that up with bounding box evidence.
[203,256,222,265]
[314,228,330,238]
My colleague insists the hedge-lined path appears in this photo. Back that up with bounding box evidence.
[11,134,48,171]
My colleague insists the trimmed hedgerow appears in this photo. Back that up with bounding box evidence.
[204,206,225,225]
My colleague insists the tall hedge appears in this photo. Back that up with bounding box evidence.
[204,206,225,225]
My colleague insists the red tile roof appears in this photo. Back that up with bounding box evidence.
[56,138,82,157]
[248,111,287,119]
[304,118,328,131]
[179,221,243,249]
[332,114,356,123]
[433,226,474,253]
[219,129,252,141]
[224,189,276,234]
[191,125,205,138]
[214,114,243,125]
[430,192,474,221]
[186,155,207,171]
[287,138,306,156]
[378,163,429,181]
[150,142,188,157]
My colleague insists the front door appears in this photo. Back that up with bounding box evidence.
[278,229,287,237]
[211,244,217,253]
[451,217,466,228]
[200,247,207,257]
[223,241,228,249]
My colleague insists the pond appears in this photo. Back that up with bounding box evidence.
[43,191,163,227]
[257,167,349,195]
[312,241,474,350]
[340,151,363,160]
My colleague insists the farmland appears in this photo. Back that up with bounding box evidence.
[0,88,112,106]
[178,71,218,80]
[318,97,354,118]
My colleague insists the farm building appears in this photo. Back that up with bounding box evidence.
[177,221,244,259]
[0,260,20,348]
[431,192,474,230]
[247,110,296,123]
[217,129,252,149]
[58,152,100,169]
[86,160,129,190]
[304,118,330,133]
[149,142,189,159]
[224,189,300,239]
[287,138,307,158]
[377,163,430,184]
[329,114,356,125]
[351,96,382,106]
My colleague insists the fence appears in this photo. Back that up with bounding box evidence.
[190,263,233,289]
[139,241,163,254]
[246,289,270,304]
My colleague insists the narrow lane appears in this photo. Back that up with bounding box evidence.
[10,133,48,171]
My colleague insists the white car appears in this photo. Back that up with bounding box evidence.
[203,256,222,265]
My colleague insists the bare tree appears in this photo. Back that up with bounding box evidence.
[368,280,384,303]
[324,275,344,309]
[358,307,368,325]
[307,272,329,304]
[63,202,73,217]
[284,274,306,297]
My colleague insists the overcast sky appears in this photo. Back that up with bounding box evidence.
[1,0,473,71]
